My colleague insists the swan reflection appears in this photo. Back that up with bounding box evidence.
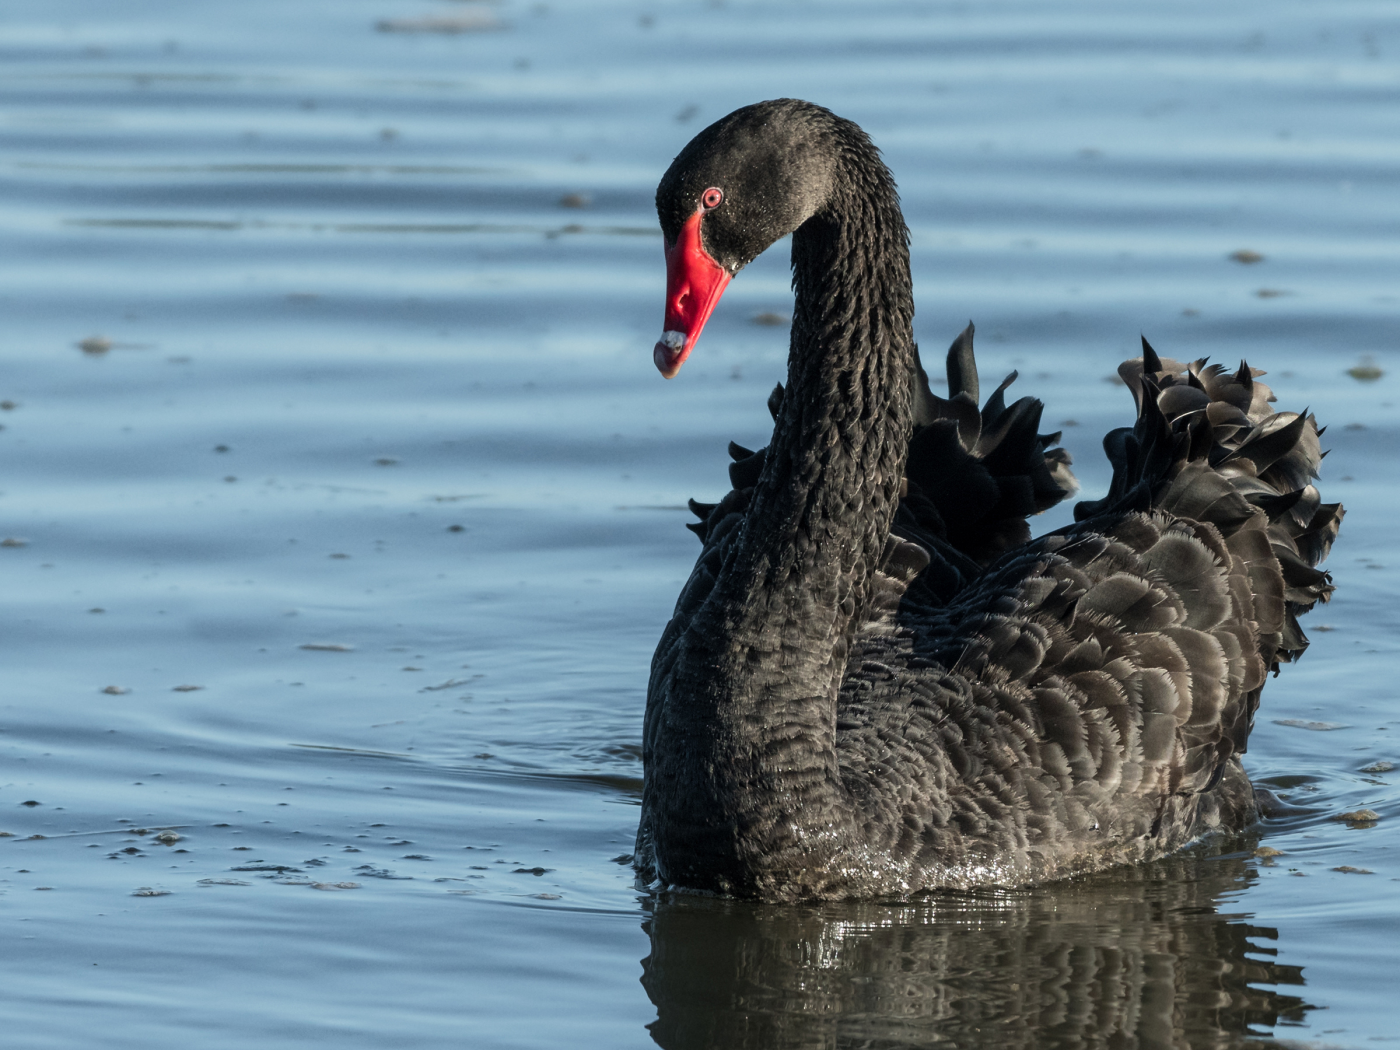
[641,842,1310,1049]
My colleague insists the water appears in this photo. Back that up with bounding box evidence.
[1,0,1398,1045]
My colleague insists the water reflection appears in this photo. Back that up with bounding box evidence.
[641,841,1310,1049]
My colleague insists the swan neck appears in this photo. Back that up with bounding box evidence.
[714,156,915,704]
[757,154,916,608]
[639,134,917,894]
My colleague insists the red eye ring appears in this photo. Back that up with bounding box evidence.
[701,187,723,210]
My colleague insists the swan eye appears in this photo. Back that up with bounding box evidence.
[701,187,723,210]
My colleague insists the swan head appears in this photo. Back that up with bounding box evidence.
[652,99,841,377]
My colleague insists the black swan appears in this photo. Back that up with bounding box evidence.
[637,99,1342,901]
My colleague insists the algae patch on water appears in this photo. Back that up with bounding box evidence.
[1347,359,1384,382]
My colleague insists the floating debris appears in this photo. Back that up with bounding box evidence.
[0,400,17,410]
[751,312,790,326]
[20,800,41,807]
[376,14,502,33]
[373,457,398,466]
[512,867,552,876]
[101,685,131,695]
[530,893,562,900]
[198,878,250,887]
[300,642,353,651]
[1,537,28,548]
[131,887,171,897]
[353,864,412,880]
[1273,719,1349,731]
[558,193,590,209]
[78,335,113,354]
[153,831,182,845]
[310,881,360,891]
[1255,288,1291,299]
[1229,249,1265,264]
[447,524,465,532]
[1348,359,1384,382]
[1333,865,1374,874]
[1361,760,1395,773]
[421,678,469,692]
[1333,809,1382,826]
[172,684,203,692]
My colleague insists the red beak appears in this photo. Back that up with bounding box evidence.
[654,209,731,378]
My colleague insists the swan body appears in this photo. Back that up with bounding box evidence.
[636,99,1342,901]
